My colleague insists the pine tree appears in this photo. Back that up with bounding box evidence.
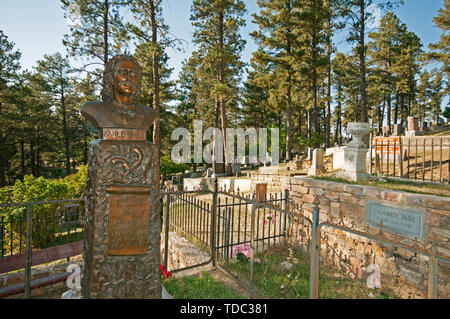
[416,70,432,128]
[340,0,403,123]
[61,0,129,88]
[252,0,307,158]
[429,72,445,123]
[427,0,449,87]
[35,53,77,176]
[368,12,403,134]
[128,0,179,179]
[0,30,21,186]
[189,0,246,173]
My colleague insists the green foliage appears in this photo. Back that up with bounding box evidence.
[7,165,87,205]
[443,106,450,119]
[293,133,324,149]
[0,166,87,252]
[160,156,188,177]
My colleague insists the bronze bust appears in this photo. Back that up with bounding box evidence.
[81,55,159,133]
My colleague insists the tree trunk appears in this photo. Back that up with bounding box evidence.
[400,95,405,132]
[312,38,320,141]
[394,92,399,125]
[20,139,25,180]
[60,69,71,176]
[29,141,36,178]
[387,94,392,135]
[0,136,6,186]
[286,73,292,161]
[325,24,332,148]
[336,83,343,145]
[218,10,232,175]
[307,109,312,139]
[359,0,368,122]
[103,0,109,66]
[82,120,88,165]
[150,0,161,182]
[36,129,41,177]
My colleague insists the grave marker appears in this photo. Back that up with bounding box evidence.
[80,55,160,299]
[367,201,425,240]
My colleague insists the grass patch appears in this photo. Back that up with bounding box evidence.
[163,271,246,299]
[312,175,450,197]
[45,230,84,248]
[223,245,397,299]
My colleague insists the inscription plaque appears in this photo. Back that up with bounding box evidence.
[102,128,146,141]
[366,201,425,239]
[107,185,151,255]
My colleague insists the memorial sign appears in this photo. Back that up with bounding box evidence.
[366,201,425,240]
[107,185,151,256]
[373,137,401,154]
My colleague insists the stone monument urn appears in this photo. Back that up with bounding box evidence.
[347,122,370,148]
[337,122,370,182]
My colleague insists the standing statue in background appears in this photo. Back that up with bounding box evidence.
[80,55,161,299]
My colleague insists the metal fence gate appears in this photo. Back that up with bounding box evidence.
[160,180,291,273]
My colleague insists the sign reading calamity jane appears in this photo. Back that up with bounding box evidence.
[106,185,151,255]
[366,201,425,240]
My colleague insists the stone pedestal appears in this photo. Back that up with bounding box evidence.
[336,122,370,182]
[336,147,369,182]
[332,147,345,170]
[232,163,241,176]
[308,149,324,176]
[82,139,161,299]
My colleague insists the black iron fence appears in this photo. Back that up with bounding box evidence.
[0,199,84,299]
[161,187,289,266]
[370,137,450,183]
[0,200,84,259]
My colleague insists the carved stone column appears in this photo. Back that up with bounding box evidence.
[82,136,161,298]
[79,55,160,299]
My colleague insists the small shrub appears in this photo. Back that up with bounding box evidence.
[0,166,87,253]
[160,156,189,178]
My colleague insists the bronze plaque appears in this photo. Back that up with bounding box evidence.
[107,186,151,255]
[103,128,146,141]
[255,183,267,202]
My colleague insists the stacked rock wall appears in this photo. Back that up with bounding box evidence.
[250,173,450,299]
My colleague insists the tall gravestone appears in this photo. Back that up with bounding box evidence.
[406,116,421,136]
[81,55,161,299]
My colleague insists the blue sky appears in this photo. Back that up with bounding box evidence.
[0,0,446,83]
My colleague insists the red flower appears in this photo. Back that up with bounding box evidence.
[160,264,173,279]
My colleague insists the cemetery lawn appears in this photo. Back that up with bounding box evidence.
[313,176,450,197]
[163,271,246,299]
[223,245,397,299]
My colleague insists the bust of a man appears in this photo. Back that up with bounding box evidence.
[81,55,158,132]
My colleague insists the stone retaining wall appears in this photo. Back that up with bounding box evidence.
[160,232,210,271]
[251,173,450,299]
